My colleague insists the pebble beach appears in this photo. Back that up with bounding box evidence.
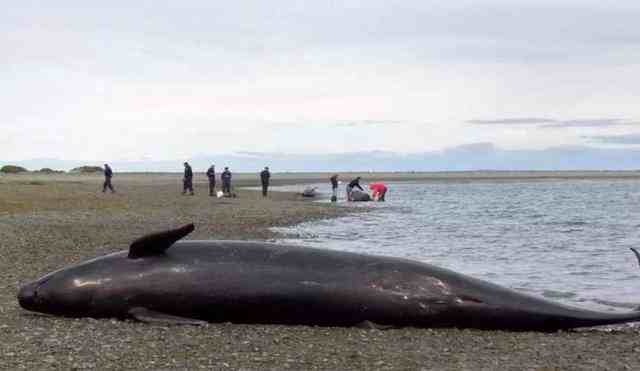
[2,172,640,370]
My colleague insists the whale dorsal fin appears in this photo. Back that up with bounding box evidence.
[128,223,195,259]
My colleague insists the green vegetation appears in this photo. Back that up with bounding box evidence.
[70,166,103,173]
[36,168,64,174]
[0,165,28,173]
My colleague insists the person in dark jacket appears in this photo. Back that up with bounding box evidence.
[346,176,363,201]
[330,174,339,202]
[182,162,194,195]
[260,166,271,197]
[102,164,115,193]
[206,165,216,196]
[221,167,232,195]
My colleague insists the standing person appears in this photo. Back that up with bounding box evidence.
[102,163,115,193]
[330,174,339,202]
[221,166,232,195]
[206,165,216,196]
[182,162,194,195]
[260,166,271,197]
[346,176,364,201]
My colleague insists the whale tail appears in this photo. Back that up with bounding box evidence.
[629,248,640,311]
[630,248,640,268]
[477,248,640,329]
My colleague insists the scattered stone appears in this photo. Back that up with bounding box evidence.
[3,174,640,370]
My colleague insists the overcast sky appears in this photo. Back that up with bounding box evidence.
[3,0,640,167]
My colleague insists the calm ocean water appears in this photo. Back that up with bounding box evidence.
[272,179,640,312]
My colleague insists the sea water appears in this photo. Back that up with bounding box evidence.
[272,179,640,312]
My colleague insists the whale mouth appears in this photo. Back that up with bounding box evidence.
[18,275,53,313]
[18,281,42,312]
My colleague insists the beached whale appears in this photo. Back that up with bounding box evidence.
[17,224,640,330]
[301,187,317,197]
[350,190,371,202]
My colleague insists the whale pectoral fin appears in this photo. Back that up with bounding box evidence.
[128,307,207,325]
[355,320,394,330]
[128,223,195,259]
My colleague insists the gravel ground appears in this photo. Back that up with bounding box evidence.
[2,173,640,370]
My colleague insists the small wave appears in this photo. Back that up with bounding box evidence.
[568,271,591,276]
[541,220,588,227]
[387,206,414,214]
[566,221,588,226]
[274,231,318,240]
[590,298,639,310]
[560,228,583,234]
[542,290,577,299]
[512,286,537,294]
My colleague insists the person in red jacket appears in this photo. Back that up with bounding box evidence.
[369,182,387,201]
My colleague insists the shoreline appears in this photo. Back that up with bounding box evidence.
[2,174,640,370]
[4,169,640,183]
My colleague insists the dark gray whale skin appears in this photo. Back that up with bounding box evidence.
[17,225,640,331]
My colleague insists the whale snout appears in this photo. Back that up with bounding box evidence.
[17,275,97,317]
[18,282,40,311]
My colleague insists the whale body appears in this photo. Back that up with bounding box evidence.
[17,224,640,331]
[350,190,371,202]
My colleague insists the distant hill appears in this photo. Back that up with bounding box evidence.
[0,165,28,173]
[4,144,640,172]
[35,168,65,174]
[69,166,103,173]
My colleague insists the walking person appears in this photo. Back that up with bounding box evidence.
[221,167,232,195]
[182,162,194,195]
[102,163,115,193]
[346,176,364,201]
[260,166,271,197]
[206,165,216,196]
[330,174,339,202]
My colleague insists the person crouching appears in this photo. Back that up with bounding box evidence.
[369,182,387,201]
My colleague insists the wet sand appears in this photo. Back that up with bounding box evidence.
[1,172,640,370]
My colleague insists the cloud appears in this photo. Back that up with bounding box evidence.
[332,120,410,128]
[232,151,271,157]
[467,118,556,125]
[469,118,639,128]
[583,133,640,144]
[6,1,640,66]
[445,142,496,153]
[4,2,640,161]
[542,119,639,128]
